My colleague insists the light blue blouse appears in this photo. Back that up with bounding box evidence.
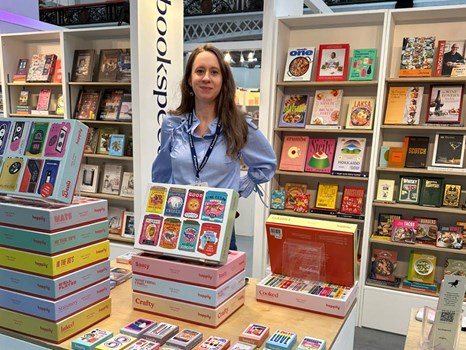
[151,112,277,198]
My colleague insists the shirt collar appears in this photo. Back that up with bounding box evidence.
[189,111,220,136]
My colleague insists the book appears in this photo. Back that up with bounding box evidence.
[414,217,438,244]
[108,134,126,156]
[52,58,62,83]
[98,49,121,82]
[278,94,309,128]
[74,89,102,120]
[407,252,436,285]
[121,211,135,238]
[398,176,421,204]
[435,40,466,77]
[404,136,429,168]
[101,163,123,195]
[304,138,336,173]
[35,89,52,112]
[387,147,406,168]
[444,258,466,277]
[283,47,315,81]
[348,48,377,81]
[375,179,395,202]
[442,183,462,207]
[399,36,435,77]
[314,183,338,210]
[97,127,120,155]
[293,193,310,213]
[339,186,364,215]
[26,54,56,82]
[98,89,125,121]
[331,137,366,173]
[40,54,58,82]
[345,97,375,129]
[384,86,424,125]
[16,90,30,114]
[120,172,134,197]
[370,249,397,282]
[71,49,96,82]
[118,93,132,121]
[419,177,443,207]
[110,266,132,286]
[401,279,438,293]
[310,89,343,126]
[270,190,285,210]
[437,226,464,249]
[315,43,350,81]
[378,145,390,167]
[431,133,466,168]
[426,85,463,124]
[391,219,417,244]
[13,58,28,82]
[84,127,99,154]
[279,135,309,172]
[78,164,100,193]
[374,213,402,239]
[108,206,125,235]
[117,48,131,82]
[284,182,307,210]
[55,94,64,115]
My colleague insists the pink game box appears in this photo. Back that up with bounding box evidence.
[131,250,245,288]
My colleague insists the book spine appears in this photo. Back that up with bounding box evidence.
[435,40,445,77]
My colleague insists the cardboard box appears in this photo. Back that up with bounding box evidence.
[133,287,245,328]
[0,240,110,277]
[0,279,110,321]
[132,251,245,288]
[0,219,108,254]
[134,183,239,264]
[256,274,358,318]
[0,260,110,299]
[0,118,88,203]
[0,196,107,232]
[132,270,246,307]
[266,214,357,287]
[0,297,111,343]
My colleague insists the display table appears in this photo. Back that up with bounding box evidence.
[0,268,357,350]
[404,308,466,349]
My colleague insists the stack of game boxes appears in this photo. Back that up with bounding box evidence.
[0,196,111,343]
[131,250,246,327]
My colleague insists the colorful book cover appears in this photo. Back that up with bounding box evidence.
[414,217,438,243]
[437,226,464,249]
[391,219,417,244]
[279,135,309,172]
[310,89,343,126]
[370,248,397,282]
[339,186,364,215]
[278,94,309,128]
[331,137,366,173]
[404,136,429,168]
[36,89,51,111]
[399,36,435,77]
[387,147,406,168]
[442,184,462,207]
[374,213,402,239]
[398,176,421,204]
[314,183,338,210]
[108,134,126,156]
[384,86,424,125]
[434,40,466,77]
[283,47,315,81]
[315,43,350,81]
[348,48,377,80]
[426,85,463,124]
[407,251,436,284]
[304,138,336,173]
[284,182,307,210]
[345,97,375,129]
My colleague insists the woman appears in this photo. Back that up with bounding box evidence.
[151,44,277,250]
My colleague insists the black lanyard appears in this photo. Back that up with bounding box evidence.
[187,112,222,180]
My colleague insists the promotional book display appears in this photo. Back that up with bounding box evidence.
[0,118,88,203]
[0,196,110,343]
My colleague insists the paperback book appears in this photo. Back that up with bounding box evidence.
[304,138,336,173]
[101,163,123,195]
[283,47,315,81]
[331,137,366,174]
[118,93,132,121]
[315,43,350,81]
[434,40,466,77]
[98,49,121,82]
[345,97,375,129]
[278,94,309,128]
[108,206,125,235]
[108,134,126,156]
[98,89,125,121]
[384,86,424,125]
[84,127,99,154]
[97,127,120,155]
[74,89,102,120]
[279,135,309,172]
[348,48,377,81]
[399,36,435,77]
[309,89,343,126]
[71,49,96,82]
[117,48,131,82]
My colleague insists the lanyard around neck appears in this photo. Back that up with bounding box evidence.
[187,112,222,180]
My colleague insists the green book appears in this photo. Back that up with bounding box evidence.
[348,48,377,81]
[419,177,443,207]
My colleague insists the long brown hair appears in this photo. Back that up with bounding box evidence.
[171,44,248,159]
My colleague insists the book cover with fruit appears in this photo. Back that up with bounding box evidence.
[310,89,343,126]
[348,48,377,81]
[384,86,424,125]
[304,138,336,173]
[399,36,435,77]
[279,135,309,172]
[339,186,364,215]
[345,97,375,129]
[331,137,366,173]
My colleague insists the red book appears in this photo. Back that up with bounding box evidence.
[339,186,364,215]
[304,138,336,173]
[279,135,309,172]
[53,58,62,83]
[36,89,52,111]
[316,43,350,81]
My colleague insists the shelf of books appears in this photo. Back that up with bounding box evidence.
[360,6,466,334]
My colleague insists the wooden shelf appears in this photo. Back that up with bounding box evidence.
[274,127,374,134]
[269,208,364,223]
[277,80,378,88]
[370,237,466,255]
[386,77,466,84]
[68,82,131,86]
[381,125,466,131]
[83,154,133,161]
[377,166,466,177]
[276,170,369,181]
[78,119,132,126]
[7,82,62,86]
[365,281,441,299]
[9,113,64,118]
[372,201,465,214]
[78,192,134,202]
[108,233,134,244]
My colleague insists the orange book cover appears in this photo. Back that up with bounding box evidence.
[53,59,62,83]
[279,135,309,172]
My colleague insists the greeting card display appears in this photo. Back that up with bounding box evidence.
[134,183,239,264]
[316,43,349,81]
[0,118,87,203]
[283,47,315,81]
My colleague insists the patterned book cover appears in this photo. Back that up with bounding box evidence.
[304,138,336,173]
[310,89,343,125]
[348,48,377,80]
[331,137,366,173]
[399,36,435,77]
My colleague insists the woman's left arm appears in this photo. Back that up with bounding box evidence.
[239,118,277,198]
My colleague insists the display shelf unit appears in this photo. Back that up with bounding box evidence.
[359,6,466,335]
[269,11,388,277]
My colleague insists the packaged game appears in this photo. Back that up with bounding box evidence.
[238,324,270,347]
[143,323,179,344]
[72,328,113,350]
[166,329,203,350]
[96,334,137,350]
[127,338,161,350]
[296,336,326,350]
[195,336,230,350]
[265,330,297,350]
[120,318,157,338]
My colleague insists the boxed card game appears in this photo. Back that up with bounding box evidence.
[120,318,157,338]
[72,328,114,350]
[134,183,239,264]
[127,338,161,350]
[238,324,270,347]
[296,336,326,350]
[96,334,137,350]
[0,118,88,203]
[229,342,256,350]
[195,335,230,350]
[166,329,203,350]
[265,330,297,350]
[143,322,179,344]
